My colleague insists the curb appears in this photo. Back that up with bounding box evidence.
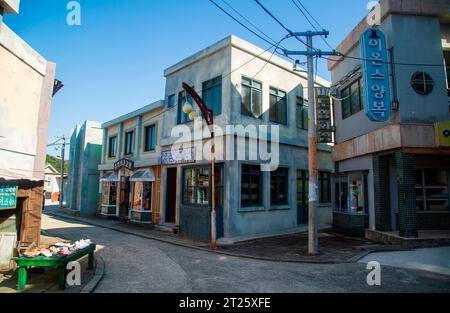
[47,211,359,265]
[81,255,105,293]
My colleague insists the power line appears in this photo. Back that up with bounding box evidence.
[209,0,292,60]
[220,0,279,48]
[253,0,312,50]
[290,0,334,51]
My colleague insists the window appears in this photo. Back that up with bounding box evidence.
[411,72,434,96]
[269,87,287,125]
[297,171,331,205]
[144,125,156,152]
[297,96,308,130]
[102,182,117,206]
[416,169,449,211]
[241,165,262,207]
[202,76,222,115]
[271,168,289,206]
[334,173,368,214]
[341,78,364,119]
[183,166,223,207]
[167,94,175,108]
[178,91,192,124]
[131,182,152,211]
[319,172,331,204]
[241,77,263,119]
[124,131,134,155]
[108,136,117,158]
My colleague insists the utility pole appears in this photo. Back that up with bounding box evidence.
[60,135,66,210]
[284,31,339,255]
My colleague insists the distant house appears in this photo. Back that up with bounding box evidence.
[66,121,103,216]
[43,164,67,205]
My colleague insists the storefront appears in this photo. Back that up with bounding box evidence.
[100,159,161,224]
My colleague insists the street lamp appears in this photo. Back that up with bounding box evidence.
[182,83,217,249]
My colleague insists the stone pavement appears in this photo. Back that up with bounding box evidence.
[47,208,380,263]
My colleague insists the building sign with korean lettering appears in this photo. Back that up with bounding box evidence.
[0,183,18,209]
[315,87,333,143]
[161,147,196,165]
[360,28,391,122]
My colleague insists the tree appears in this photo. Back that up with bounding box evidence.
[46,154,69,174]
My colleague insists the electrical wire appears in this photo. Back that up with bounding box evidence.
[291,0,335,51]
[253,0,313,50]
[209,0,292,60]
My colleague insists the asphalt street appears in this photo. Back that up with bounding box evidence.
[42,213,450,293]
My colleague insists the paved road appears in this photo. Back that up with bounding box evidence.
[359,247,450,276]
[42,214,450,293]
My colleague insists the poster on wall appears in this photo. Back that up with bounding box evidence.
[0,183,18,210]
[360,28,392,122]
[161,147,196,165]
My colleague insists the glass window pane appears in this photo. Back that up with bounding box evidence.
[251,89,262,118]
[342,88,351,119]
[241,85,251,116]
[351,82,360,115]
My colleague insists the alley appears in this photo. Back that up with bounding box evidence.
[41,213,450,293]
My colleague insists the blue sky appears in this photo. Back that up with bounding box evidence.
[4,0,371,156]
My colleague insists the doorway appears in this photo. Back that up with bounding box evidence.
[166,168,177,224]
[119,176,130,220]
[297,170,309,225]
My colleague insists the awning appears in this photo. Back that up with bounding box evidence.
[101,172,119,182]
[130,169,156,182]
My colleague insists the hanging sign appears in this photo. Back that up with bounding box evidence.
[114,159,135,172]
[315,87,333,143]
[360,28,392,122]
[0,183,18,209]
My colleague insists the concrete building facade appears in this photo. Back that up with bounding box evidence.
[66,121,103,216]
[328,0,450,238]
[98,102,164,224]
[0,0,58,269]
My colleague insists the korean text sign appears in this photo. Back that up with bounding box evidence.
[360,28,392,122]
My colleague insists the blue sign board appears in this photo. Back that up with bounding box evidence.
[360,28,392,122]
[0,183,18,209]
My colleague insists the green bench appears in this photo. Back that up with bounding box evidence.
[14,244,96,291]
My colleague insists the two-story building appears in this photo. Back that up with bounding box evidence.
[159,35,333,243]
[329,0,450,239]
[96,35,334,244]
[98,101,164,225]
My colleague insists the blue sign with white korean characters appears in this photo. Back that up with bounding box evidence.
[360,28,392,122]
[0,183,18,209]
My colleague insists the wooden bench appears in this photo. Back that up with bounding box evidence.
[14,244,96,291]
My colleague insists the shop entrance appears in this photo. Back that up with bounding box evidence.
[119,176,130,220]
[297,170,309,225]
[166,168,177,224]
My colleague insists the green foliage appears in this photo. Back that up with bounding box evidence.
[46,154,69,174]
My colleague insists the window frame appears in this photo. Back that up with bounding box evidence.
[270,167,289,206]
[124,130,134,156]
[241,76,263,119]
[108,136,117,158]
[240,164,263,208]
[130,181,153,212]
[167,94,175,108]
[182,164,224,208]
[333,172,369,214]
[297,96,309,130]
[269,86,288,125]
[341,78,364,120]
[202,76,222,116]
[102,181,117,206]
[143,124,157,152]
[177,90,193,125]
